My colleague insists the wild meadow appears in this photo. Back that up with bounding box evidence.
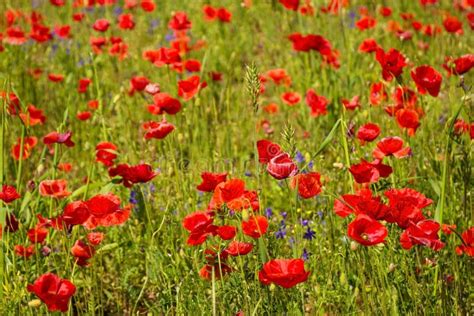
[0,0,473,314]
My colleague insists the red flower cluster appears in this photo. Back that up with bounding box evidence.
[257,140,298,180]
[27,273,76,312]
[183,176,265,280]
[335,187,444,250]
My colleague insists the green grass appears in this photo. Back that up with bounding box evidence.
[0,0,473,314]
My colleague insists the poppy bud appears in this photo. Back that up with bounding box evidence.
[241,209,249,221]
[27,180,36,191]
[36,164,45,174]
[28,299,42,308]
[388,263,397,273]
[350,241,359,251]
[41,246,51,257]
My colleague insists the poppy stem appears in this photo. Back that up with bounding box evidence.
[433,90,465,296]
[211,266,217,316]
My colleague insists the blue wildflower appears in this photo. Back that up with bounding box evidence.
[265,208,273,218]
[295,151,305,164]
[129,191,138,205]
[303,227,316,240]
[302,249,310,261]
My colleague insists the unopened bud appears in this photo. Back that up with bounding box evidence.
[350,241,358,251]
[28,299,42,308]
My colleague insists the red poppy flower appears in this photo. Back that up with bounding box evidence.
[84,193,131,229]
[184,59,202,72]
[141,0,155,12]
[178,76,206,100]
[90,37,107,52]
[203,5,217,20]
[410,65,442,97]
[48,73,64,82]
[108,163,157,188]
[30,24,53,43]
[39,180,71,199]
[369,82,387,106]
[373,136,411,159]
[0,185,21,203]
[342,95,360,110]
[19,104,46,127]
[196,172,227,192]
[93,19,110,32]
[4,212,19,233]
[257,139,282,164]
[144,47,182,67]
[217,8,232,23]
[14,245,35,258]
[443,16,463,34]
[213,179,245,203]
[379,6,392,17]
[54,25,71,39]
[264,103,279,114]
[443,54,474,75]
[87,232,105,246]
[281,91,301,106]
[347,214,388,246]
[5,27,27,45]
[128,76,149,95]
[142,120,175,140]
[267,153,298,180]
[209,179,259,212]
[71,240,95,266]
[73,13,85,22]
[118,13,135,30]
[467,12,474,30]
[148,93,182,115]
[27,226,49,243]
[356,16,377,30]
[356,123,381,143]
[182,211,215,245]
[43,131,75,147]
[349,159,392,184]
[11,136,38,160]
[305,89,329,117]
[384,188,431,228]
[375,48,407,81]
[334,189,389,220]
[78,78,92,93]
[2,92,20,115]
[95,142,118,167]
[242,215,268,239]
[392,86,418,107]
[279,0,299,10]
[400,220,445,251]
[455,227,474,257]
[169,12,192,31]
[216,225,237,240]
[61,201,90,226]
[288,33,332,55]
[57,162,72,173]
[259,258,310,288]
[441,224,456,235]
[395,108,420,136]
[224,241,253,256]
[290,172,322,199]
[77,111,92,121]
[50,0,65,5]
[27,273,76,312]
[265,68,291,86]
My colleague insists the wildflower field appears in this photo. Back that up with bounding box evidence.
[0,0,473,314]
